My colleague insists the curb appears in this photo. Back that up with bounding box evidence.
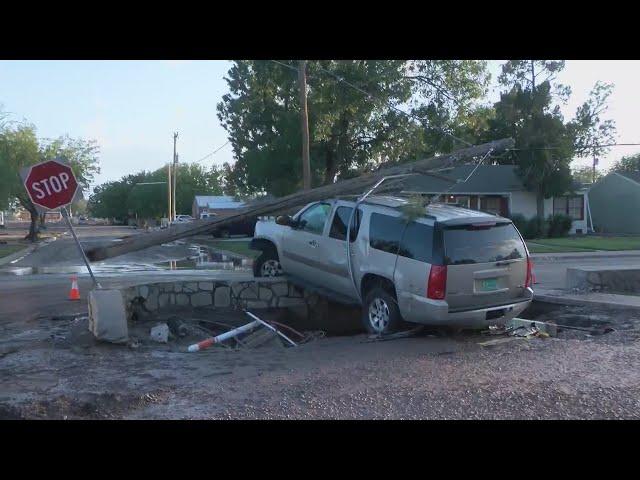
[534,293,640,311]
[531,251,640,262]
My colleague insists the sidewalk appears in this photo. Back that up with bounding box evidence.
[534,286,640,311]
[531,250,640,261]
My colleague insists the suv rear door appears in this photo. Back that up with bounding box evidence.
[440,221,529,311]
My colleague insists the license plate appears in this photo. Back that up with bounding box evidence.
[480,278,498,291]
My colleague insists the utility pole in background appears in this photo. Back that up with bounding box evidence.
[593,149,599,183]
[167,163,172,220]
[298,61,311,190]
[172,132,178,220]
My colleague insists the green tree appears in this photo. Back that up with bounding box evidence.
[88,163,226,222]
[484,60,615,218]
[217,60,490,197]
[572,165,604,184]
[610,152,640,174]
[0,109,100,240]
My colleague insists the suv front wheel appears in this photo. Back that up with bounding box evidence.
[254,251,283,277]
[362,287,403,335]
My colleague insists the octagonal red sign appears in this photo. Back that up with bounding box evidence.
[23,160,79,210]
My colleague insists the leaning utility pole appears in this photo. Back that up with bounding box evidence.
[298,61,311,190]
[172,132,178,220]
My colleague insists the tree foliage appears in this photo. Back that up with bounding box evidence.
[0,109,100,240]
[88,163,225,222]
[217,60,490,196]
[610,152,640,174]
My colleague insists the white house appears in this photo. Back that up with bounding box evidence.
[192,195,246,219]
[401,165,590,234]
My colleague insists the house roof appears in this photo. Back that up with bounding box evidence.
[617,170,640,185]
[194,195,245,209]
[401,165,525,194]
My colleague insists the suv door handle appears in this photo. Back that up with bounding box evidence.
[308,240,319,248]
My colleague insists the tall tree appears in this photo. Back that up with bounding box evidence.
[217,60,490,197]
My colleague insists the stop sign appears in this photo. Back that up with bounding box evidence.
[23,160,79,211]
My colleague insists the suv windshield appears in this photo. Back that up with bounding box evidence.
[443,222,525,265]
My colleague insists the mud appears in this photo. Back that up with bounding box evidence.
[1,302,639,419]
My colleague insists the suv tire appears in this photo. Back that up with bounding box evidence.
[362,287,403,334]
[254,251,283,277]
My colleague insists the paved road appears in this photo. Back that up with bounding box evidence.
[532,254,640,290]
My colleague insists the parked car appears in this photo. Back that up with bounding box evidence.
[210,217,258,238]
[171,214,194,224]
[250,195,533,333]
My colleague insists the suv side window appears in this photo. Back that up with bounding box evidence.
[298,203,332,235]
[369,213,404,253]
[329,206,362,242]
[398,221,434,263]
[370,213,434,263]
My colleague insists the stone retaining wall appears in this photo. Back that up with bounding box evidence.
[120,278,324,320]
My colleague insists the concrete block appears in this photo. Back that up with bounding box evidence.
[158,293,170,308]
[88,289,128,344]
[191,292,212,307]
[138,285,149,299]
[214,286,231,307]
[271,282,289,297]
[240,287,259,300]
[173,283,183,293]
[259,287,273,301]
[199,282,214,291]
[183,282,199,293]
[146,289,159,310]
[176,293,190,306]
[150,323,169,343]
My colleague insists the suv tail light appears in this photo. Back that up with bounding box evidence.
[427,265,447,300]
[525,257,533,288]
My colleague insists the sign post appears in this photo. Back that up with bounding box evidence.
[21,159,101,288]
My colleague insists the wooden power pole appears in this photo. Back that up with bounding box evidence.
[167,163,172,220]
[298,61,311,190]
[172,132,178,220]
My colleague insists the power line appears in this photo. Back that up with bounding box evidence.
[193,140,231,164]
[271,60,473,148]
[508,142,640,152]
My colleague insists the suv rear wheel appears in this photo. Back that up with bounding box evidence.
[362,287,402,334]
[254,251,283,277]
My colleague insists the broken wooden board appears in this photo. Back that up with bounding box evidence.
[86,138,514,261]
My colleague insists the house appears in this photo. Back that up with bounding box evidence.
[400,165,590,234]
[587,170,640,234]
[192,195,246,219]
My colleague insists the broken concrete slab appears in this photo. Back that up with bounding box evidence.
[150,323,169,343]
[88,289,128,344]
[507,318,558,337]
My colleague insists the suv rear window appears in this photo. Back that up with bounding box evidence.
[369,213,434,263]
[443,223,526,265]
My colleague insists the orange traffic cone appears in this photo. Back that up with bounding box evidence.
[69,275,80,301]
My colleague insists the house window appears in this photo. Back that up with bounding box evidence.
[480,196,501,215]
[553,195,583,220]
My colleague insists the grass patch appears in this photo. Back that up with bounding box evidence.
[527,236,640,253]
[0,244,26,259]
[206,239,260,259]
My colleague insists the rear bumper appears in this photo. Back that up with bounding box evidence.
[399,288,533,328]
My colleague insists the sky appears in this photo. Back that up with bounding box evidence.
[1,60,639,193]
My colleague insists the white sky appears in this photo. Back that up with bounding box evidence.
[1,60,638,192]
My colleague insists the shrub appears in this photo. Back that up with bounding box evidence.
[509,214,528,237]
[547,213,573,238]
[526,216,548,239]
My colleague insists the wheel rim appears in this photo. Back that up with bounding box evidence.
[261,259,282,277]
[368,297,390,333]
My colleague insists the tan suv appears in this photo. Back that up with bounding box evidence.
[251,195,534,334]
